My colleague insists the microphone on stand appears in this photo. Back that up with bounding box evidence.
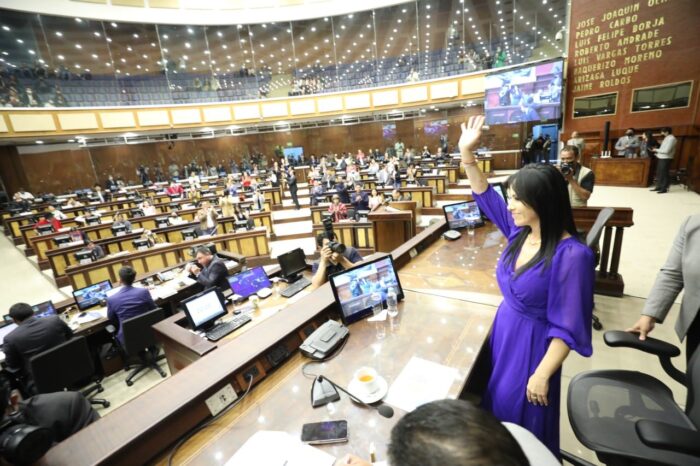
[316,375,394,419]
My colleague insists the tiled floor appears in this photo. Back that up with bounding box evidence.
[1,181,698,464]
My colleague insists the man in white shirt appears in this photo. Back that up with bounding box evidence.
[650,127,677,194]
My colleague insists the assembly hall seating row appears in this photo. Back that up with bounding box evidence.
[65,229,270,290]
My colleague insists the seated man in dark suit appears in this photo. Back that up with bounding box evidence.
[187,246,229,291]
[106,266,157,345]
[3,303,73,392]
[351,184,369,211]
[0,373,99,448]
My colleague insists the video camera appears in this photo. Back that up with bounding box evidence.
[322,217,346,254]
[560,162,574,176]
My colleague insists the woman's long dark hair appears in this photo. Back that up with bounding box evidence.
[503,164,579,277]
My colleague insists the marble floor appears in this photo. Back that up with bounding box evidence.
[0,181,698,464]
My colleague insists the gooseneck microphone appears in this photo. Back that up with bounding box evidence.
[318,376,394,418]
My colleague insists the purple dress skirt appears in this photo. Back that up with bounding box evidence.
[473,185,595,456]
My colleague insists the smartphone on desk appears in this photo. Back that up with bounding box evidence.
[301,420,348,445]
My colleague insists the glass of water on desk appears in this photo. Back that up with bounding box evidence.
[370,292,386,339]
[467,220,476,236]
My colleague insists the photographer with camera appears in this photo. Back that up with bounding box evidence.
[557,145,594,207]
[310,221,363,289]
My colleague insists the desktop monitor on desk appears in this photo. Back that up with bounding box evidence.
[74,249,96,264]
[53,235,71,247]
[155,216,169,228]
[36,224,54,235]
[130,208,144,218]
[169,202,181,211]
[85,215,101,226]
[443,201,484,230]
[329,255,404,325]
[277,248,307,283]
[31,301,57,318]
[133,238,150,250]
[72,280,113,311]
[181,288,228,331]
[227,267,271,299]
[182,228,198,241]
[111,224,128,236]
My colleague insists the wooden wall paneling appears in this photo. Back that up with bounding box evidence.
[0,145,28,196]
[20,149,97,194]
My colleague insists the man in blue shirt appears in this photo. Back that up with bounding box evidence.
[310,233,363,289]
[107,266,156,344]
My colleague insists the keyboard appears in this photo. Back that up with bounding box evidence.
[205,314,252,341]
[281,277,312,298]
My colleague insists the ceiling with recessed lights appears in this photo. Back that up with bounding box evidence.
[0,0,566,107]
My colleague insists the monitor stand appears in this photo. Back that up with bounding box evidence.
[285,273,303,283]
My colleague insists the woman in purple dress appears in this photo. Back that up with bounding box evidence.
[459,115,595,456]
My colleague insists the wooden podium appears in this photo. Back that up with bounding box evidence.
[368,205,415,252]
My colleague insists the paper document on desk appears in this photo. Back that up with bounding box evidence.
[225,431,335,466]
[384,356,459,412]
[71,310,105,326]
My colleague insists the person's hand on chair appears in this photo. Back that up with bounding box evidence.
[626,315,656,340]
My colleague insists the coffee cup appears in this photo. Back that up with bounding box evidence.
[353,367,380,395]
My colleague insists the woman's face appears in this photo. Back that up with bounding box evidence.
[371,189,378,197]
[506,188,539,228]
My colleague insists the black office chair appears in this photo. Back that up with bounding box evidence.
[585,207,615,331]
[29,336,110,408]
[564,331,700,465]
[120,308,167,387]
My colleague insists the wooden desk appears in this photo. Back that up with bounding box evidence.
[369,208,414,253]
[590,157,652,187]
[39,220,499,466]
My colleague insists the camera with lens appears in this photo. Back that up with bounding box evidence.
[322,217,346,254]
[560,162,574,176]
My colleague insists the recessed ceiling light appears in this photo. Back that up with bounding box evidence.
[1,26,10,31]
[55,31,63,37]
[36,140,44,144]
[75,18,82,23]
[16,39,23,44]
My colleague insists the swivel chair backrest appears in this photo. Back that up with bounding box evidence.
[685,346,700,429]
[30,336,95,393]
[121,308,165,357]
[586,207,615,249]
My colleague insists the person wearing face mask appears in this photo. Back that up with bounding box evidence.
[459,115,594,458]
[557,145,595,207]
[614,128,640,158]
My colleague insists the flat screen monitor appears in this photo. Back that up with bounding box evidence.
[283,146,304,162]
[111,224,127,236]
[72,280,113,311]
[181,288,228,331]
[133,238,150,250]
[169,202,181,211]
[130,208,144,218]
[227,266,272,299]
[85,215,101,225]
[277,248,307,282]
[54,235,71,246]
[329,255,404,325]
[74,249,95,264]
[0,322,18,346]
[155,216,169,228]
[424,119,448,136]
[36,224,54,235]
[484,59,563,125]
[31,300,56,318]
[443,201,484,230]
[182,228,198,241]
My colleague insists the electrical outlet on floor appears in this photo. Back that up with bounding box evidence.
[205,384,238,416]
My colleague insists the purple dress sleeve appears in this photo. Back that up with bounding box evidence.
[546,241,595,357]
[472,185,516,238]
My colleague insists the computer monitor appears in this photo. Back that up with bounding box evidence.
[182,228,198,241]
[490,182,508,203]
[169,202,181,211]
[442,201,484,230]
[0,322,18,346]
[74,249,95,264]
[31,300,57,318]
[227,267,272,299]
[130,208,144,218]
[54,235,71,247]
[85,215,101,225]
[181,288,228,331]
[36,224,54,235]
[155,216,169,228]
[277,248,307,282]
[72,280,113,311]
[111,224,127,236]
[133,238,150,250]
[329,255,404,325]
